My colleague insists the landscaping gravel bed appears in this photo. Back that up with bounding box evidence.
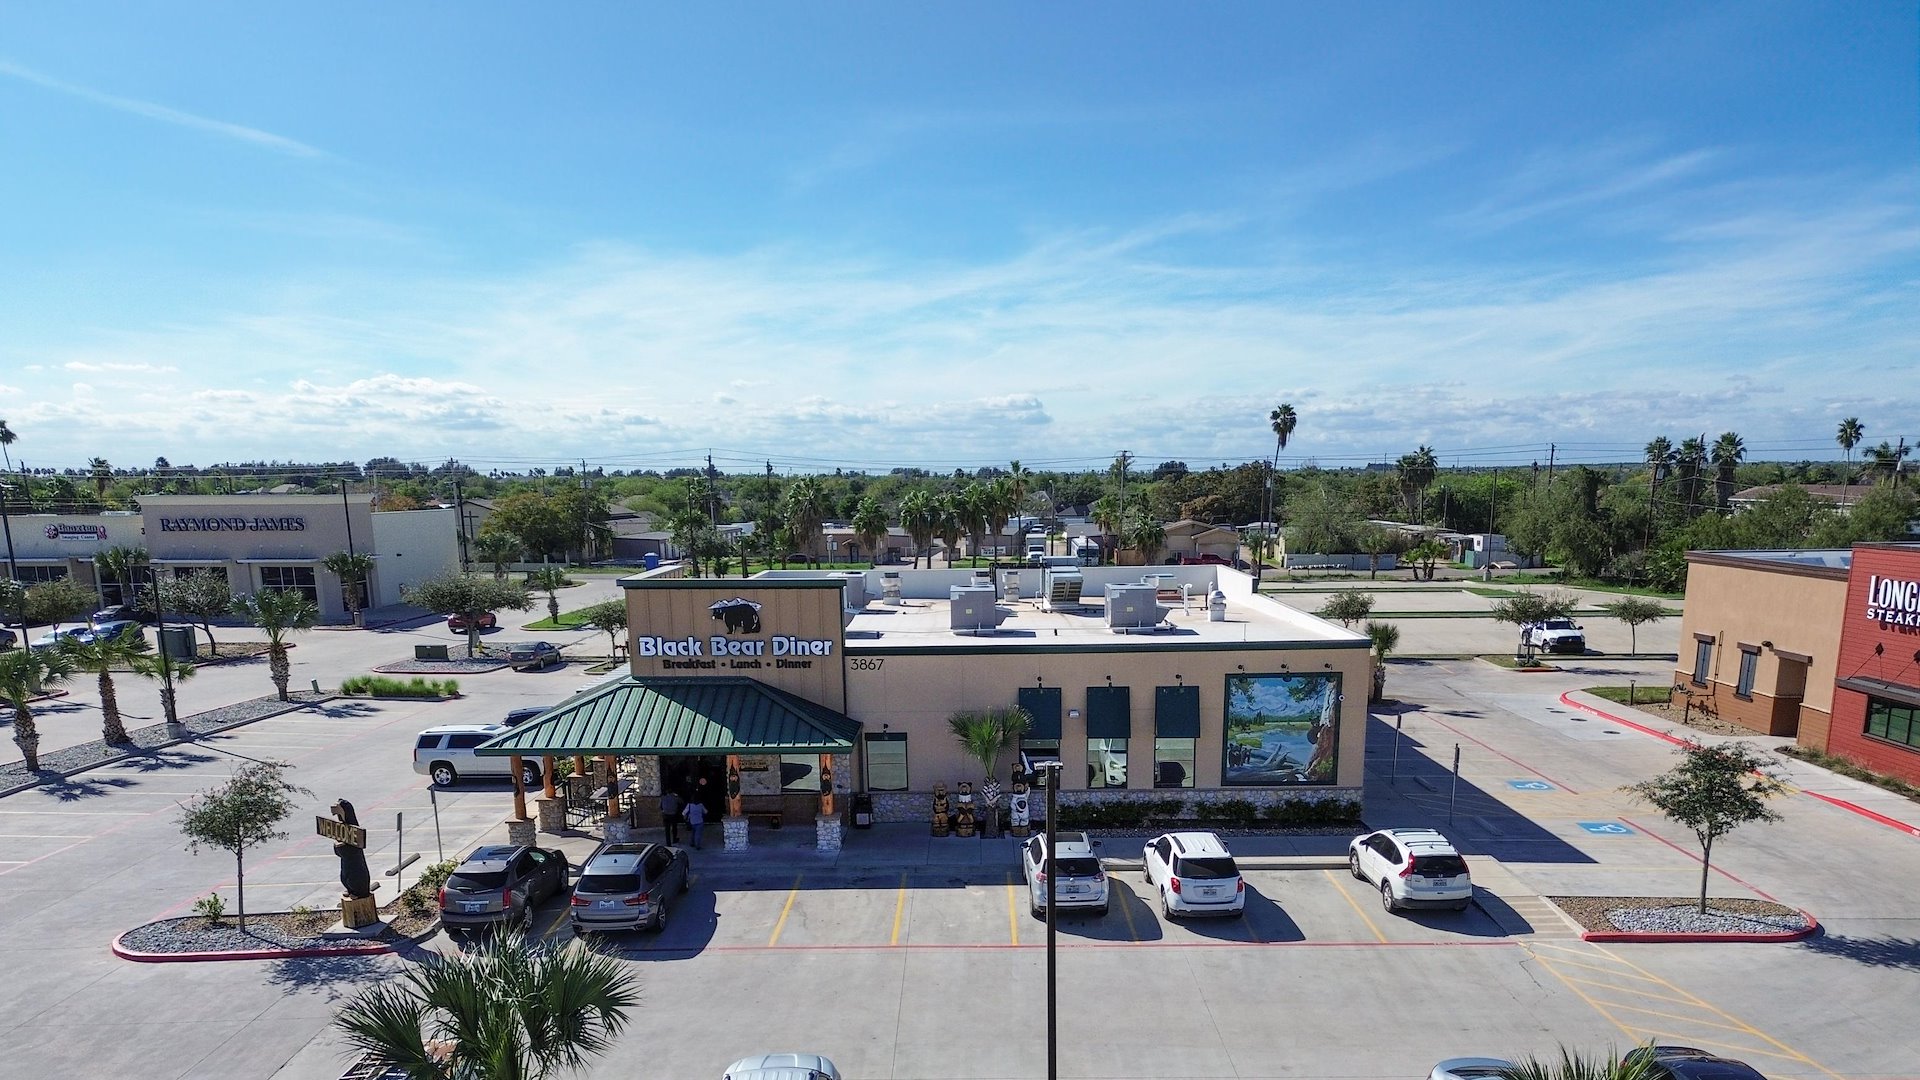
[0,692,333,796]
[1550,895,1810,935]
[118,906,436,956]
[374,657,509,674]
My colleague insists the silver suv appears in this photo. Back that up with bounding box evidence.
[1019,831,1107,917]
[569,842,690,933]
[1349,828,1473,913]
[1142,831,1245,918]
[413,724,540,788]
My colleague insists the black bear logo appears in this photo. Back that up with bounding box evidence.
[708,597,763,635]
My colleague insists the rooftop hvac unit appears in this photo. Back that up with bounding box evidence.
[1104,583,1168,632]
[880,572,902,605]
[1043,566,1084,610]
[839,572,869,611]
[971,567,995,592]
[949,583,1006,633]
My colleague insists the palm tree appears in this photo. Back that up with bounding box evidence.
[332,931,640,1080]
[1676,435,1708,514]
[233,589,318,701]
[946,707,1031,839]
[88,457,112,502]
[1710,431,1746,511]
[132,649,196,733]
[899,489,938,568]
[1865,439,1911,486]
[1395,445,1438,520]
[0,418,16,474]
[526,566,569,624]
[850,495,888,565]
[956,482,992,566]
[1364,620,1400,703]
[1006,460,1031,521]
[60,627,151,744]
[321,551,376,625]
[0,648,76,771]
[1267,403,1297,531]
[1643,436,1674,499]
[934,492,964,568]
[474,530,520,581]
[986,476,1017,561]
[1089,494,1122,564]
[1126,511,1166,565]
[95,545,150,611]
[782,478,829,567]
[1836,417,1865,481]
[1496,1048,1664,1080]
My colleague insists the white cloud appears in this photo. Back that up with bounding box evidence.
[0,60,323,158]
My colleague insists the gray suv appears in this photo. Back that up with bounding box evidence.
[569,842,690,933]
[438,844,569,932]
[1020,831,1107,917]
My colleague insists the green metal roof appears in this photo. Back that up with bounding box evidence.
[474,676,860,757]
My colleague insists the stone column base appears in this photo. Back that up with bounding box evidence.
[535,796,566,834]
[605,819,633,844]
[506,818,536,847]
[815,815,843,853]
[723,815,749,852]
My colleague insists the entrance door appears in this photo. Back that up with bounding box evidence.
[663,755,727,820]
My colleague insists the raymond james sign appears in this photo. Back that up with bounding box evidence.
[160,516,307,533]
[1865,574,1920,628]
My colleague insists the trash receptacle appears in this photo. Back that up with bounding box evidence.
[852,793,874,829]
[642,553,661,571]
[159,625,195,660]
[414,643,450,661]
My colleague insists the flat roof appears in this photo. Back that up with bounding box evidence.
[843,585,1368,654]
[1692,548,1855,570]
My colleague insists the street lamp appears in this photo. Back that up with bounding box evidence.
[1036,758,1064,1080]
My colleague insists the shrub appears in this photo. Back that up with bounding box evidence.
[1210,798,1261,827]
[340,675,461,698]
[193,894,227,924]
[402,859,459,918]
[1262,797,1362,826]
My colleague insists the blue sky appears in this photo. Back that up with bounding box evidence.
[3,2,1915,475]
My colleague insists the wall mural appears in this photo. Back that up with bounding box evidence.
[1223,672,1339,785]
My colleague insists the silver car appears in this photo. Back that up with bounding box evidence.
[569,842,690,933]
[722,1054,842,1080]
[438,844,569,932]
[1019,831,1107,917]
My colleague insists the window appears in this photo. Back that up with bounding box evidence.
[1087,738,1127,788]
[864,733,908,792]
[1736,647,1759,699]
[1692,637,1714,686]
[1019,738,1061,786]
[446,733,488,750]
[780,754,821,793]
[415,735,440,749]
[1866,698,1920,750]
[260,565,318,604]
[1154,738,1196,788]
[12,565,68,583]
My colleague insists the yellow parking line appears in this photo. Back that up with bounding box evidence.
[1117,884,1139,941]
[535,904,570,943]
[767,874,803,947]
[1555,975,1703,1008]
[1524,947,1639,1043]
[890,873,907,946]
[1323,869,1386,943]
[1006,872,1020,946]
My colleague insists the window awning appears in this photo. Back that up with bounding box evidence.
[1838,676,1920,711]
[235,557,327,564]
[476,676,861,757]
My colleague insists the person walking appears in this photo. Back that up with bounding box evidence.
[660,788,684,846]
[682,798,708,850]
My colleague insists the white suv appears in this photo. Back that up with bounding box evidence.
[1020,831,1107,917]
[1349,828,1473,913]
[1142,831,1245,919]
[413,724,540,788]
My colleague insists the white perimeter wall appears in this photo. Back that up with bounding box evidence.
[371,508,459,607]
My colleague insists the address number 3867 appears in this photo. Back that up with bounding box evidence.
[850,658,886,671]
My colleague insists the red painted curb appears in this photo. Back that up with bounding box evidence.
[1800,790,1920,838]
[111,929,394,964]
[1558,691,1688,746]
[1580,909,1819,944]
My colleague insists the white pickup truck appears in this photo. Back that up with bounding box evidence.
[1521,617,1587,655]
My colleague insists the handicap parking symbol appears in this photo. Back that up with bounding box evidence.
[1577,821,1635,836]
[1506,779,1555,791]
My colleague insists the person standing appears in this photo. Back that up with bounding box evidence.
[683,798,708,850]
[660,788,684,846]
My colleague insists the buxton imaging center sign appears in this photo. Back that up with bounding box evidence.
[44,523,107,541]
[1864,574,1920,628]
[159,516,307,533]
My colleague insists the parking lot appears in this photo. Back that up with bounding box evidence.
[4,641,1920,1078]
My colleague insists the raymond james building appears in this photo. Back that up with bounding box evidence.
[479,564,1372,849]
[1673,541,1920,786]
[3,493,458,624]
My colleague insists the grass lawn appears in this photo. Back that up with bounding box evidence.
[1479,653,1559,671]
[1583,684,1671,707]
[523,610,594,630]
[1486,572,1684,599]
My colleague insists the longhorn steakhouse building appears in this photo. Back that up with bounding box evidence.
[1671,542,1920,786]
[478,567,1371,850]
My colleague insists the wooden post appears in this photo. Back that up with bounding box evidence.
[818,752,835,816]
[574,754,587,780]
[603,755,622,820]
[725,753,743,817]
[542,755,557,799]
[509,754,529,821]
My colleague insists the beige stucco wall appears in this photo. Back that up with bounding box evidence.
[1675,557,1847,716]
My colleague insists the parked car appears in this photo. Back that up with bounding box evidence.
[1142,830,1245,918]
[30,627,91,651]
[502,706,549,729]
[569,841,690,933]
[1348,828,1473,913]
[1623,1045,1771,1080]
[721,1054,842,1080]
[90,604,152,625]
[0,627,16,650]
[438,843,569,932]
[82,619,145,646]
[447,610,497,632]
[1520,617,1586,655]
[1019,830,1107,917]
[1427,1059,1516,1080]
[508,640,563,671]
[413,724,542,787]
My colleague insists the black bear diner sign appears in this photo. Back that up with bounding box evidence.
[634,596,834,670]
[160,516,308,532]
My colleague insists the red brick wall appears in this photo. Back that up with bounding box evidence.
[1827,546,1920,782]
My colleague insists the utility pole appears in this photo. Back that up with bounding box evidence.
[1114,450,1133,565]
[706,454,720,524]
[1546,443,1556,488]
[340,475,355,556]
[453,476,470,573]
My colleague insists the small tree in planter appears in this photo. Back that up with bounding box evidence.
[1364,620,1400,703]
[59,625,151,744]
[1489,588,1577,666]
[526,566,570,625]
[149,570,238,657]
[1315,591,1375,628]
[947,707,1031,838]
[177,760,310,931]
[582,599,629,658]
[407,574,534,658]
[132,649,197,735]
[233,588,319,701]
[1601,595,1671,656]
[0,647,76,771]
[1623,740,1786,915]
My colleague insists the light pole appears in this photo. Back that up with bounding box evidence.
[0,480,23,643]
[1038,758,1063,1080]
